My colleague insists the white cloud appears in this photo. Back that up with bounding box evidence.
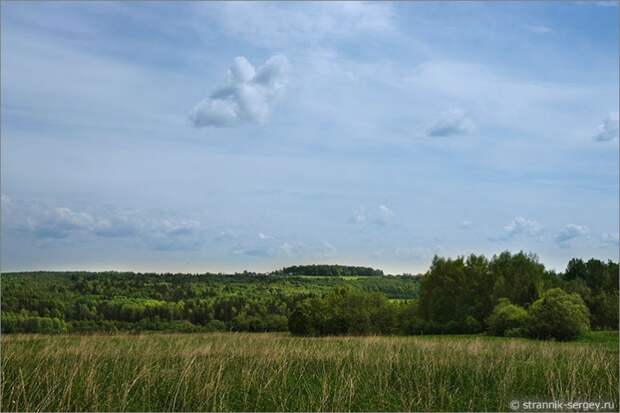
[189,54,290,128]
[593,112,619,142]
[556,224,589,247]
[492,216,542,241]
[427,109,474,138]
[377,204,395,226]
[12,201,205,250]
[258,232,274,240]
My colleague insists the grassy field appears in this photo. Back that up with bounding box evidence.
[2,332,618,412]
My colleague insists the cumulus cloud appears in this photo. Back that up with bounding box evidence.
[491,216,542,241]
[189,55,290,128]
[504,216,542,237]
[593,112,619,142]
[427,109,474,137]
[556,224,589,247]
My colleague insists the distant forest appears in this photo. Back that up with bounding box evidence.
[2,252,618,340]
[273,264,384,277]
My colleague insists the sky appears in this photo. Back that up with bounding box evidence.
[1,1,618,274]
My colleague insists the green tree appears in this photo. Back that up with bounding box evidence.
[527,288,590,340]
[486,298,528,336]
[490,251,544,307]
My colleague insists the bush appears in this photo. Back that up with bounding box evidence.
[486,298,528,336]
[204,319,227,332]
[463,315,482,334]
[527,288,590,340]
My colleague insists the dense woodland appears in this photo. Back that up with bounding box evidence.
[2,252,618,340]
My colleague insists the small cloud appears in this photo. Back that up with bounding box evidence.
[525,25,553,34]
[556,224,589,247]
[427,109,474,138]
[504,216,542,237]
[600,232,619,247]
[189,55,290,128]
[376,204,395,226]
[258,232,274,240]
[491,216,542,241]
[460,220,473,229]
[593,112,619,142]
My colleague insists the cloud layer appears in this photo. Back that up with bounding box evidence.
[5,199,205,251]
[189,55,290,128]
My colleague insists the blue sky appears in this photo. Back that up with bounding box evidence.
[1,1,618,274]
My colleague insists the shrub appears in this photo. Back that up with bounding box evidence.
[486,298,528,336]
[527,288,590,340]
[463,315,482,334]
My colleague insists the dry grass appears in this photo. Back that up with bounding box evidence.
[1,333,618,412]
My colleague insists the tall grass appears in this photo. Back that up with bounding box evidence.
[1,333,618,412]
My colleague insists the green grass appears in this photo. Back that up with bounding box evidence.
[2,332,618,412]
[575,331,620,351]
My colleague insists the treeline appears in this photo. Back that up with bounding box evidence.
[2,252,616,340]
[289,252,618,340]
[0,270,417,334]
[273,265,384,277]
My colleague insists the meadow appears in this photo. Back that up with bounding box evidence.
[2,332,618,412]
